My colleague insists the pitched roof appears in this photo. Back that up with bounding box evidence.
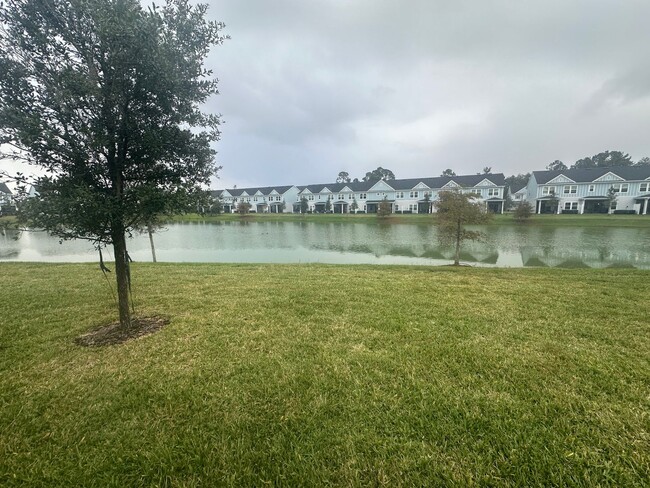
[212,173,507,196]
[0,182,12,195]
[533,166,650,184]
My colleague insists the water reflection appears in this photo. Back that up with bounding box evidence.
[1,221,649,269]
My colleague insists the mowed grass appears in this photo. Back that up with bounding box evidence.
[172,211,650,227]
[0,263,648,487]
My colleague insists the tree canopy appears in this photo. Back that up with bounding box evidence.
[363,167,395,181]
[336,171,351,183]
[0,0,227,328]
[441,169,456,177]
[434,190,490,266]
[546,160,567,171]
[572,151,633,169]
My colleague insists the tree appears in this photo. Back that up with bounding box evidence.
[0,0,226,329]
[482,166,492,174]
[441,169,456,177]
[513,201,533,222]
[377,196,392,218]
[546,160,567,171]
[299,196,309,214]
[352,177,359,183]
[325,196,332,213]
[572,151,633,169]
[237,201,251,215]
[636,156,650,167]
[547,189,559,214]
[434,190,491,266]
[363,167,395,181]
[422,193,431,214]
[605,186,617,213]
[336,171,351,183]
[350,198,359,213]
[504,174,530,192]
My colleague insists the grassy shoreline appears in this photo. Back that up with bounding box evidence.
[1,263,648,486]
[170,212,650,227]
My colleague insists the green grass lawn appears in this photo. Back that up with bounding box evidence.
[1,263,648,486]
[172,211,650,227]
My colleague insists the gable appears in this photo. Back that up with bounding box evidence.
[413,182,430,190]
[547,174,576,184]
[254,190,264,196]
[321,187,332,193]
[269,190,279,195]
[475,178,497,187]
[340,186,352,193]
[240,191,250,196]
[594,172,624,182]
[442,180,460,189]
[300,188,312,195]
[368,180,395,192]
[221,190,232,197]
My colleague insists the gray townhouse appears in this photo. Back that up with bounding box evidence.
[526,166,650,214]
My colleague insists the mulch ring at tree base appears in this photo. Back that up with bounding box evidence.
[75,316,170,347]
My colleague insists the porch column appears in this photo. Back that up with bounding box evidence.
[501,201,504,214]
[645,199,649,215]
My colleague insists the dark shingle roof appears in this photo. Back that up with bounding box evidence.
[0,182,12,195]
[214,174,506,196]
[533,166,650,184]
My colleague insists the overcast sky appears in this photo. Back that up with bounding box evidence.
[203,0,650,189]
[2,0,650,190]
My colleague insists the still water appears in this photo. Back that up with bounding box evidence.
[2,221,650,268]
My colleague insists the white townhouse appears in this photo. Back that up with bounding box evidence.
[212,174,507,214]
[526,166,650,215]
[212,186,300,213]
[511,185,528,204]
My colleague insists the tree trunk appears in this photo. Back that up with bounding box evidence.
[454,219,461,266]
[147,224,157,262]
[113,230,132,329]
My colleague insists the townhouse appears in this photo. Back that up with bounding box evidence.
[212,173,507,214]
[526,166,650,214]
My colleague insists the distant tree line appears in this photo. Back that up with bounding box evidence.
[546,151,650,171]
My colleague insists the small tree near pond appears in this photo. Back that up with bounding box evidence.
[351,198,359,213]
[434,190,491,265]
[377,196,392,218]
[514,201,534,222]
[238,201,251,216]
[325,196,332,213]
[299,197,309,214]
[606,186,617,213]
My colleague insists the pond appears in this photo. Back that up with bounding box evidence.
[2,221,650,268]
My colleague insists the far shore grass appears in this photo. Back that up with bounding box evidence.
[1,263,648,486]
[170,211,650,227]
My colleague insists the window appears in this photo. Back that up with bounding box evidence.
[409,191,419,198]
[542,186,556,196]
[612,183,629,193]
[308,195,314,201]
[395,191,404,198]
[488,188,500,197]
[588,184,595,192]
[564,202,578,210]
[610,201,617,210]
[409,204,418,212]
[640,183,649,193]
[359,193,367,200]
[338,194,344,200]
[563,185,577,194]
[394,204,399,211]
[348,194,353,200]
